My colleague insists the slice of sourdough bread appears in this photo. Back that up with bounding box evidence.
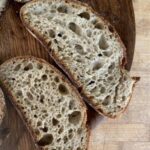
[0,56,88,150]
[0,88,5,125]
[20,0,137,118]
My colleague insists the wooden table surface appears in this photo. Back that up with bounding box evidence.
[0,0,149,150]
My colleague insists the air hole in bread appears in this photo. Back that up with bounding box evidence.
[34,20,40,24]
[57,138,61,142]
[100,87,106,94]
[42,74,48,81]
[98,53,102,57]
[61,107,65,113]
[57,5,68,13]
[76,58,82,63]
[28,74,32,78]
[57,114,61,118]
[16,90,23,97]
[123,75,128,81]
[37,134,53,146]
[99,35,109,50]
[34,114,37,118]
[37,63,43,70]
[63,136,68,144]
[42,109,47,113]
[32,8,45,15]
[77,147,82,150]
[68,111,81,125]
[24,63,33,71]
[78,12,90,20]
[93,31,97,35]
[87,80,95,85]
[102,96,111,106]
[68,22,81,35]
[91,19,98,25]
[109,62,115,70]
[122,96,126,101]
[90,86,97,93]
[69,100,75,109]
[58,98,63,103]
[63,35,67,40]
[50,9,56,13]
[50,70,54,74]
[35,129,40,135]
[95,22,104,30]
[11,78,15,81]
[86,29,92,37]
[77,128,82,134]
[41,126,48,132]
[58,126,64,134]
[54,76,59,83]
[108,25,114,33]
[75,44,85,55]
[49,29,55,38]
[108,76,114,81]
[52,118,59,126]
[57,46,63,52]
[103,51,112,57]
[68,129,73,139]
[47,15,53,20]
[27,92,33,100]
[14,64,21,71]
[40,95,45,104]
[93,60,104,71]
[57,33,63,37]
[58,84,68,95]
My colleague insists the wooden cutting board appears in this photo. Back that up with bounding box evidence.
[0,0,143,149]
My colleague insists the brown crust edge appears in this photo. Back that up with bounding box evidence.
[0,56,89,150]
[20,0,137,118]
[0,88,6,124]
[14,0,30,3]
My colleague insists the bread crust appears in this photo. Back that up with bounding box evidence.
[14,0,30,3]
[0,88,5,124]
[20,0,138,118]
[0,56,89,150]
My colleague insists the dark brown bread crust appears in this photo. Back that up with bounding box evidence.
[20,0,138,118]
[0,56,89,150]
[14,0,30,3]
[0,88,6,124]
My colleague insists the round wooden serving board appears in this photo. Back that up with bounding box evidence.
[0,0,135,150]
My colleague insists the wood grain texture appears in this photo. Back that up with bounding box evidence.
[0,0,149,150]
